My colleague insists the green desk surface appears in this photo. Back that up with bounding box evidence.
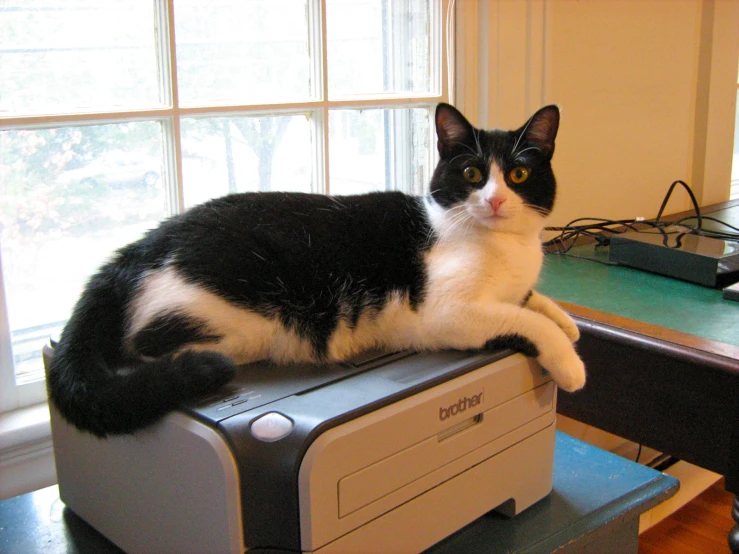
[538,244,739,348]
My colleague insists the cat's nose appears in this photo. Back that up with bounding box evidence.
[488,197,505,213]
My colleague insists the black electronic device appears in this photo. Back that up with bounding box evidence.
[723,281,739,302]
[609,227,739,287]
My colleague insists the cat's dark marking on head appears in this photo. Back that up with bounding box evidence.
[430,104,559,218]
[48,103,585,437]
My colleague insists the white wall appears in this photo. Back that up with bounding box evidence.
[456,0,739,227]
[454,2,736,523]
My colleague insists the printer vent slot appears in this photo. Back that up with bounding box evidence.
[348,350,414,369]
[437,414,483,442]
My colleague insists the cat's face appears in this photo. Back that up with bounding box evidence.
[429,104,559,235]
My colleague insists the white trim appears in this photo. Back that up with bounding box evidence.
[0,403,55,500]
[0,249,15,412]
[453,0,478,118]
[454,0,547,129]
[691,0,739,206]
[161,0,185,214]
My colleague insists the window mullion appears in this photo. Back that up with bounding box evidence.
[316,0,329,194]
[161,0,184,214]
[0,250,18,412]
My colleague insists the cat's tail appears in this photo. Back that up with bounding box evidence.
[46,272,236,438]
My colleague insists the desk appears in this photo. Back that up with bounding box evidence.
[538,200,739,551]
[0,433,677,554]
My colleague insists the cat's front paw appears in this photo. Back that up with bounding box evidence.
[559,316,580,343]
[553,355,586,392]
[540,347,586,392]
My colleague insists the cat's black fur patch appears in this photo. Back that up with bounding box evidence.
[521,290,533,306]
[132,313,222,359]
[484,335,540,358]
[163,191,433,357]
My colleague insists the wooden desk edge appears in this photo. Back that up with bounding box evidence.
[558,300,739,369]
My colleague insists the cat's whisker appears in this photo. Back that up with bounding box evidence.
[460,213,476,237]
[448,152,478,166]
[437,207,473,242]
[450,141,481,158]
[328,196,346,209]
[511,116,534,157]
[513,146,540,161]
[472,128,483,158]
[524,203,551,218]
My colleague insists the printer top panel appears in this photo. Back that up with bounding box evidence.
[184,350,414,424]
[184,349,510,426]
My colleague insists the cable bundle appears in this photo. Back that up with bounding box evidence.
[544,180,739,257]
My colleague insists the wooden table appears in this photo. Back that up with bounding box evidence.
[538,200,739,552]
[0,433,677,554]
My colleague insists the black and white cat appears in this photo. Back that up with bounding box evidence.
[48,103,585,437]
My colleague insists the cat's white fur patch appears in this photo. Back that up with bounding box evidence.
[419,186,586,392]
[127,266,314,364]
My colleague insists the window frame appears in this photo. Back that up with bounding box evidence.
[0,0,453,414]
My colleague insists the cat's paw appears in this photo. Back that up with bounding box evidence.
[539,347,586,392]
[524,292,580,342]
[559,316,580,343]
[552,355,586,392]
[173,350,237,394]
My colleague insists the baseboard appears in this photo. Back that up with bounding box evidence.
[638,461,722,533]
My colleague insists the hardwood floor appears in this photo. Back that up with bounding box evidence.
[639,480,736,554]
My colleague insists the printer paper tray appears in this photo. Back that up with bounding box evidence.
[313,422,555,554]
[339,384,554,517]
[299,353,556,551]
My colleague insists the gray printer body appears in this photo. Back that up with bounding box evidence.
[47,348,557,553]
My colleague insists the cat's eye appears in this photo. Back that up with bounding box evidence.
[462,166,483,184]
[509,167,530,184]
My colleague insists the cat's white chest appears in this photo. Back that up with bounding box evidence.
[424,233,542,306]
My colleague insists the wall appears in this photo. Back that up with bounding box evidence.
[453,1,736,525]
[456,0,739,227]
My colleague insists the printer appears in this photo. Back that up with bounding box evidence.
[45,347,557,553]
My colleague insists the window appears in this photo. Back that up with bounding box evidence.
[0,0,451,412]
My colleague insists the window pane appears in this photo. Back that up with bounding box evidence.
[0,1,162,115]
[0,122,167,383]
[181,114,315,207]
[329,107,431,195]
[327,0,433,99]
[174,0,313,106]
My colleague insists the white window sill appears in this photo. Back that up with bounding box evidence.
[0,402,56,500]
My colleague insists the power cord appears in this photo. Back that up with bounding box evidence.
[544,180,739,261]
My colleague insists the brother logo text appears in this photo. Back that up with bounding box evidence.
[439,392,484,421]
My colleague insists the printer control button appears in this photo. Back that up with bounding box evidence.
[251,412,294,442]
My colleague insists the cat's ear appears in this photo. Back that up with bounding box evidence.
[435,103,475,158]
[518,105,560,159]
